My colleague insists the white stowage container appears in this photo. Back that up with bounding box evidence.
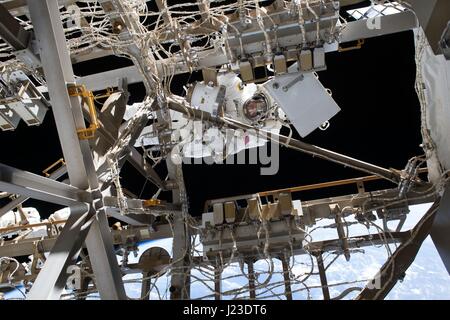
[0,211,21,228]
[0,105,21,131]
[299,50,313,71]
[190,82,224,116]
[212,203,224,226]
[0,207,41,228]
[201,212,215,228]
[50,207,70,221]
[292,200,303,217]
[20,207,41,224]
[313,47,325,69]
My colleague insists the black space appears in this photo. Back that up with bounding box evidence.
[0,30,423,218]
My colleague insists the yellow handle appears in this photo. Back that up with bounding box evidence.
[67,84,99,140]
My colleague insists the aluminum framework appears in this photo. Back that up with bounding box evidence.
[0,0,448,301]
[25,0,125,300]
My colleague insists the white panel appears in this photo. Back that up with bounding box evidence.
[313,47,325,69]
[201,212,215,228]
[417,28,450,183]
[299,50,312,71]
[134,124,159,147]
[212,203,224,225]
[292,200,303,217]
[262,72,341,137]
[0,105,21,131]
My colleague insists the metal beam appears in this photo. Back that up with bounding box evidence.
[0,2,30,49]
[0,165,67,218]
[409,0,450,54]
[316,252,330,300]
[168,157,191,299]
[340,11,418,43]
[26,0,95,299]
[257,169,429,197]
[214,259,221,300]
[84,95,164,189]
[164,153,192,299]
[356,199,441,300]
[280,255,293,300]
[407,0,437,30]
[127,147,165,189]
[105,208,147,226]
[247,259,256,299]
[27,2,90,188]
[0,163,89,207]
[430,184,450,274]
[77,11,418,91]
[0,224,173,258]
[27,0,125,300]
[2,227,408,285]
[83,211,127,300]
[25,205,92,300]
[78,65,144,92]
[140,271,151,300]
